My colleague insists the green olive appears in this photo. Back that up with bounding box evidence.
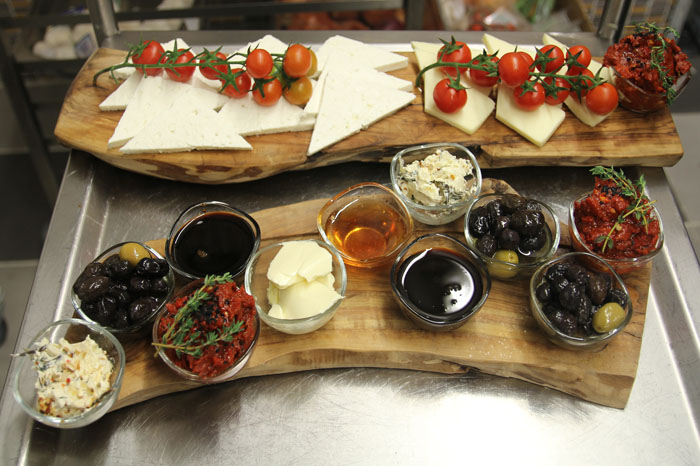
[592,302,626,333]
[119,242,150,266]
[488,249,519,279]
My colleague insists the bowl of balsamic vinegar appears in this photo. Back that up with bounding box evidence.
[165,201,261,282]
[390,233,491,331]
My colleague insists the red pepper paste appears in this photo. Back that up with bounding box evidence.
[157,281,257,378]
[573,177,660,260]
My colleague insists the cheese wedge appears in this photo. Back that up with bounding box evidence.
[99,71,143,111]
[315,35,408,75]
[233,34,288,57]
[218,93,316,136]
[482,33,536,59]
[411,41,494,135]
[496,87,565,146]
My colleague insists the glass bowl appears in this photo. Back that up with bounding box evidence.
[390,233,490,331]
[612,66,694,114]
[165,201,261,282]
[529,252,632,351]
[11,318,125,428]
[389,142,482,225]
[244,239,347,334]
[317,182,414,268]
[569,192,664,275]
[71,241,175,340]
[152,277,259,383]
[463,193,561,281]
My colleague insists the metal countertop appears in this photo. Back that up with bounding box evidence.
[1,31,699,465]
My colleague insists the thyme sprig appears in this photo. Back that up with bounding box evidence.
[632,22,681,104]
[590,166,656,253]
[152,273,244,359]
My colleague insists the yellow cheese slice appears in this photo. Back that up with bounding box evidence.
[496,86,565,147]
[482,33,535,60]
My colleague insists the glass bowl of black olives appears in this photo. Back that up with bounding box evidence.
[464,193,560,281]
[529,252,632,351]
[71,242,175,340]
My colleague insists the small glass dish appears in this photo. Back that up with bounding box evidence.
[390,233,490,331]
[152,278,259,383]
[71,241,175,340]
[318,182,414,268]
[529,252,632,351]
[165,201,261,282]
[612,66,694,113]
[389,142,482,225]
[569,193,664,275]
[11,318,125,428]
[463,193,560,281]
[244,239,347,334]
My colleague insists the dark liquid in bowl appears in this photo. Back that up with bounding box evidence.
[397,248,483,319]
[172,212,255,278]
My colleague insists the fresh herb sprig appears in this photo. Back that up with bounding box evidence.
[153,273,244,359]
[590,166,656,252]
[632,22,681,103]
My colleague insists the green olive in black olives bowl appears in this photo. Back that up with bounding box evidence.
[71,242,175,340]
[464,193,560,281]
[529,252,632,351]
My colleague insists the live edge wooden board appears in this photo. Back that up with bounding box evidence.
[55,48,683,184]
[111,180,649,411]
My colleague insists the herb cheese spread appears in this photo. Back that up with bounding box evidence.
[398,149,476,206]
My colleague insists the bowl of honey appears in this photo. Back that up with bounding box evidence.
[317,183,414,268]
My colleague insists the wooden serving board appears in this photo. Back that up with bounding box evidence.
[112,179,648,410]
[55,48,683,184]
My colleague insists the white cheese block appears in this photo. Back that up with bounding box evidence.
[233,34,288,57]
[308,70,414,156]
[218,93,316,136]
[316,35,408,75]
[267,241,334,289]
[99,71,143,111]
[496,86,565,146]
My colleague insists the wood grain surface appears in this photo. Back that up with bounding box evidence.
[111,179,648,411]
[54,48,684,184]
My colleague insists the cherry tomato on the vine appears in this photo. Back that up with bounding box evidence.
[498,52,530,87]
[585,82,618,115]
[433,78,467,113]
[437,40,472,77]
[513,81,545,111]
[571,68,594,101]
[543,76,571,105]
[566,45,592,72]
[220,68,251,99]
[132,40,165,76]
[469,55,499,87]
[283,44,312,78]
[246,49,273,80]
[200,52,229,80]
[306,49,318,77]
[537,45,565,73]
[518,51,535,69]
[252,77,283,106]
[283,76,313,105]
[164,49,196,82]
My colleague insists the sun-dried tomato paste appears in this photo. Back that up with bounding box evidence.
[573,178,660,260]
[157,280,257,378]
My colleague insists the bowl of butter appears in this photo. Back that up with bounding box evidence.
[243,239,346,334]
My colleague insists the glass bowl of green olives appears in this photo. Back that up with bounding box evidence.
[463,193,560,281]
[529,252,632,351]
[71,242,175,340]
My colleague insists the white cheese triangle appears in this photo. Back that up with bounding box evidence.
[316,35,408,75]
[218,93,316,136]
[233,34,288,57]
[99,71,143,111]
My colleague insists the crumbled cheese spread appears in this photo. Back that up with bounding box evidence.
[398,149,476,206]
[30,336,113,418]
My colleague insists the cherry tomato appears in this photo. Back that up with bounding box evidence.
[571,69,594,101]
[199,52,229,80]
[283,76,313,105]
[498,52,530,87]
[537,45,565,73]
[513,81,545,111]
[246,49,273,79]
[307,49,318,77]
[433,78,467,113]
[132,40,165,76]
[518,51,534,69]
[283,44,312,78]
[437,40,472,77]
[543,76,571,105]
[566,45,592,72]
[252,77,283,106]
[164,49,195,82]
[469,56,499,87]
[220,68,251,99]
[585,82,618,115]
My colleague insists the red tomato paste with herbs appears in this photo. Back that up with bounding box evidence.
[574,178,660,260]
[157,281,257,378]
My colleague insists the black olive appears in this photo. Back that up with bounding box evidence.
[548,308,566,328]
[501,194,525,214]
[103,254,121,268]
[129,296,158,323]
[498,228,520,250]
[511,210,542,236]
[524,199,542,212]
[491,215,510,238]
[559,282,583,311]
[74,275,112,303]
[519,229,547,253]
[588,273,611,305]
[108,259,132,280]
[558,313,578,336]
[129,276,151,294]
[565,264,590,286]
[545,263,569,283]
[98,295,118,315]
[551,275,570,295]
[154,259,170,277]
[151,277,170,296]
[111,309,130,329]
[468,207,490,237]
[543,302,562,317]
[81,300,98,320]
[606,288,628,308]
[476,234,498,257]
[486,199,504,224]
[575,294,593,325]
[135,257,165,276]
[536,282,552,302]
[92,304,112,326]
[83,261,108,277]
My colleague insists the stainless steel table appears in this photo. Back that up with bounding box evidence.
[1,31,699,465]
